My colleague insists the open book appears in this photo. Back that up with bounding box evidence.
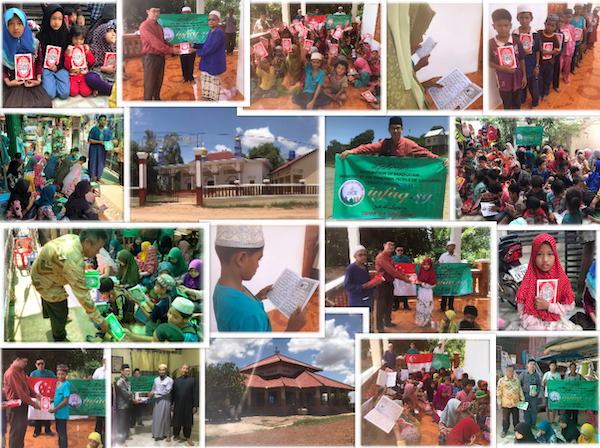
[411,36,437,65]
[364,395,403,434]
[427,67,483,110]
[266,268,319,318]
[376,369,397,388]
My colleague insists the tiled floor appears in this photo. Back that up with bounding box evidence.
[496,43,600,110]
[114,413,200,447]
[123,52,243,102]
[6,417,100,448]
[52,92,110,108]
[426,70,484,111]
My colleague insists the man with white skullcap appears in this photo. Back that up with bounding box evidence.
[179,6,197,83]
[335,6,345,15]
[193,10,227,101]
[213,225,308,332]
[150,363,173,441]
[438,240,460,311]
[138,5,180,100]
[343,245,382,330]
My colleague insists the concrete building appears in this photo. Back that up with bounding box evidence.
[240,352,354,416]
[423,128,449,156]
[270,149,318,184]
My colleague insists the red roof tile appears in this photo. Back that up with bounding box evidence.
[243,372,354,391]
[270,149,317,175]
[240,354,321,373]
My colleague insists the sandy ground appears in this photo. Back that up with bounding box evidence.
[131,204,318,221]
[206,414,354,446]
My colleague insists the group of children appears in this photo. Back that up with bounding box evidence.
[3,5,116,108]
[250,13,380,109]
[490,3,599,109]
[86,231,204,343]
[458,138,600,225]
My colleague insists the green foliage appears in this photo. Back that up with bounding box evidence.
[247,142,285,169]
[82,360,103,378]
[205,363,247,417]
[460,227,491,266]
[290,415,353,427]
[250,3,282,21]
[2,350,104,376]
[425,340,466,366]
[324,130,374,166]
[162,133,184,165]
[205,0,241,34]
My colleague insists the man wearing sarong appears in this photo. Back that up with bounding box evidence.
[172,363,199,446]
[193,11,226,101]
[150,363,173,442]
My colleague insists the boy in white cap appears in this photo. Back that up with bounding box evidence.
[513,4,540,109]
[292,52,331,109]
[179,6,196,83]
[213,225,308,332]
[438,241,460,311]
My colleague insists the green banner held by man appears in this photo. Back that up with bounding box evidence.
[326,14,352,29]
[69,380,105,416]
[157,14,210,45]
[432,353,451,370]
[332,155,447,219]
[547,380,598,410]
[422,263,473,296]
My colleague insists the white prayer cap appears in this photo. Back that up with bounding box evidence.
[158,363,168,369]
[215,225,265,248]
[353,245,366,255]
[172,297,195,316]
[311,52,322,60]
[182,6,191,12]
[338,6,343,9]
[446,240,456,246]
[516,4,532,14]
[209,10,221,18]
[298,9,302,12]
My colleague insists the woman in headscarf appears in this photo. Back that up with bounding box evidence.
[387,3,441,109]
[548,149,569,175]
[24,153,38,171]
[3,8,52,107]
[182,259,203,290]
[514,422,537,443]
[116,250,140,288]
[350,57,372,88]
[109,239,123,260]
[23,174,35,195]
[277,44,303,95]
[516,234,576,330]
[586,160,600,192]
[62,162,82,197]
[156,234,172,262]
[437,399,467,445]
[167,247,189,281]
[433,376,453,411]
[178,239,193,264]
[37,4,70,100]
[64,180,98,220]
[53,155,71,187]
[415,258,436,327]
[138,244,158,279]
[504,142,516,158]
[558,414,580,442]
[6,159,22,191]
[43,154,59,178]
[578,423,597,444]
[446,417,480,445]
[96,247,117,277]
[535,419,558,443]
[7,178,35,220]
[36,185,66,220]
[84,23,116,96]
[402,382,421,410]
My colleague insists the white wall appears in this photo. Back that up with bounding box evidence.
[416,3,482,83]
[362,2,381,51]
[463,340,490,382]
[209,225,307,332]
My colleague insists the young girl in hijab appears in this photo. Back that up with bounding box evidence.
[85,23,116,96]
[117,250,140,288]
[7,178,35,220]
[168,247,189,282]
[415,258,437,328]
[439,310,458,333]
[277,44,303,95]
[516,233,577,330]
[445,417,480,445]
[110,239,123,260]
[156,234,173,262]
[535,419,558,443]
[36,185,66,220]
[32,157,44,191]
[3,8,52,107]
[64,180,98,220]
[578,423,597,443]
[559,414,580,442]
[349,57,371,88]
[64,25,94,97]
[433,376,453,411]
[178,240,193,264]
[182,259,203,290]
[144,261,174,289]
[137,243,159,279]
[38,4,70,100]
[62,163,82,197]
[514,422,537,444]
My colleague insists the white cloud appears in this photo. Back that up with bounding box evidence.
[295,146,313,156]
[241,127,275,147]
[131,108,148,126]
[236,127,244,134]
[309,133,319,146]
[287,319,354,373]
[213,144,231,153]
[276,136,298,150]
[206,338,273,364]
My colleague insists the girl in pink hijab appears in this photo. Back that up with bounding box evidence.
[62,163,82,197]
[349,57,371,88]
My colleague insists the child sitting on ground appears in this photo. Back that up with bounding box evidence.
[562,186,584,224]
[64,25,94,97]
[324,56,348,106]
[524,196,550,224]
[499,182,527,224]
[251,56,279,103]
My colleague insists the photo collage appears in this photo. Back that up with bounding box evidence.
[0,1,597,448]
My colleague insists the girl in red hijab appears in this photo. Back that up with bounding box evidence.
[415,258,437,327]
[549,150,569,175]
[516,233,576,330]
[446,418,480,445]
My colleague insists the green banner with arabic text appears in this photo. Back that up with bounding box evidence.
[547,380,598,410]
[69,380,105,416]
[157,14,210,44]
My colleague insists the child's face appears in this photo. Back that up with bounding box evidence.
[189,268,200,278]
[106,28,116,44]
[260,58,270,70]
[241,248,264,281]
[518,12,533,27]
[169,257,177,264]
[515,431,524,440]
[50,11,64,30]
[72,34,85,47]
[57,370,67,382]
[70,12,77,23]
[575,5,583,15]
[77,15,85,26]
[471,171,476,182]
[535,241,556,272]
[275,49,283,57]
[541,161,547,170]
[494,19,512,38]
[557,167,565,176]
[167,307,186,326]
[558,18,565,28]
[119,261,125,267]
[372,50,379,59]
[7,15,24,39]
[559,421,567,429]
[422,261,431,270]
[565,13,573,22]
[509,191,518,201]
[575,181,585,190]
[464,383,473,393]
[154,283,166,296]
[311,58,322,70]
[335,63,346,76]
[464,313,476,324]
[88,440,100,448]
[545,19,557,33]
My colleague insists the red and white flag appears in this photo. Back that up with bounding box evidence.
[28,377,58,398]
[406,353,433,373]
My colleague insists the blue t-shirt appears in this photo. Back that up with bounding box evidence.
[571,16,585,45]
[53,381,71,420]
[213,281,272,332]
[30,369,57,379]
[532,168,550,182]
[303,63,325,94]
[150,297,170,324]
[393,254,411,263]
[563,210,583,224]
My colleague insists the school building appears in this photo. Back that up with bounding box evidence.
[240,351,354,416]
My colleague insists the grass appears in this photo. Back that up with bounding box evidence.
[289,414,353,427]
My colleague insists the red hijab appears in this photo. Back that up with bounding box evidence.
[515,233,574,321]
[446,418,480,445]
[549,150,568,173]
[418,258,437,286]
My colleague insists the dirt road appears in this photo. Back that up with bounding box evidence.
[131,204,318,221]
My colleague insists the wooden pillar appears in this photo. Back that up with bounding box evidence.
[315,386,321,407]
[137,152,147,206]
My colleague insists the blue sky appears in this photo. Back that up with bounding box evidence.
[206,314,363,388]
[326,116,449,145]
[131,108,319,163]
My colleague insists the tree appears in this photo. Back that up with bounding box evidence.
[431,125,445,131]
[162,133,184,165]
[205,363,247,419]
[247,142,284,170]
[348,130,375,149]
[426,340,466,366]
[325,139,346,165]
[2,350,103,378]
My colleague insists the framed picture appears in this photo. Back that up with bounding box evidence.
[112,356,123,373]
